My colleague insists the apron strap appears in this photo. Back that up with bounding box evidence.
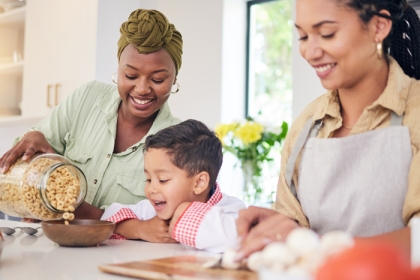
[390,111,403,126]
[285,118,323,198]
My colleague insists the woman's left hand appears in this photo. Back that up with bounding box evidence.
[235,206,300,261]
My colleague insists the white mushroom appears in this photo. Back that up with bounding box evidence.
[320,230,354,257]
[221,248,241,270]
[262,241,298,269]
[297,249,326,275]
[286,228,321,257]
[285,264,313,279]
[246,251,264,272]
[267,262,287,273]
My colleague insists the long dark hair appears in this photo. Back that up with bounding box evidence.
[339,0,420,79]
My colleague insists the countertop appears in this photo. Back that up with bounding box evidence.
[0,219,217,280]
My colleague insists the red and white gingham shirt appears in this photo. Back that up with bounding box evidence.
[171,183,223,247]
[105,184,223,241]
[106,208,138,240]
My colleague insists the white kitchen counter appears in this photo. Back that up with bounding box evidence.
[0,219,216,280]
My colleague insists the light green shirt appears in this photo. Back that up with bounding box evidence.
[31,81,181,209]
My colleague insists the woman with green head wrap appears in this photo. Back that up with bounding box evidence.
[117,9,182,76]
[0,9,183,243]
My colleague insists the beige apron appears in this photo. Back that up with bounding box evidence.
[285,112,411,236]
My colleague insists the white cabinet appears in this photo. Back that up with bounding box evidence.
[0,6,25,119]
[0,0,142,121]
[21,0,98,118]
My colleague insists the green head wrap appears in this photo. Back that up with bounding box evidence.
[117,9,183,75]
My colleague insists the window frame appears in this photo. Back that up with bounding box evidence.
[245,0,280,118]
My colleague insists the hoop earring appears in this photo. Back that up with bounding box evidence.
[171,82,180,94]
[111,72,118,84]
[377,41,382,60]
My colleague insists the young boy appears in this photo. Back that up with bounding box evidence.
[101,119,246,253]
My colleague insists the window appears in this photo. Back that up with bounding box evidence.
[246,0,293,126]
[245,0,293,204]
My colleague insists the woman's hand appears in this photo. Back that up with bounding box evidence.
[235,206,300,261]
[0,131,55,174]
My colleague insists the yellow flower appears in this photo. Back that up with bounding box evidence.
[234,121,264,145]
[215,123,238,143]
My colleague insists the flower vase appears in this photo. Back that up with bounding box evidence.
[241,160,262,205]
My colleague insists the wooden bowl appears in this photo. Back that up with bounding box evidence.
[41,219,115,247]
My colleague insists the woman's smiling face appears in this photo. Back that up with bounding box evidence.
[295,0,378,91]
[117,44,176,121]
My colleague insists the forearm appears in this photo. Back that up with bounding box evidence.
[74,201,104,220]
[355,227,410,257]
[113,216,176,243]
[114,219,144,239]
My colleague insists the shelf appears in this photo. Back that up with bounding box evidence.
[0,61,23,75]
[0,115,44,126]
[0,6,26,27]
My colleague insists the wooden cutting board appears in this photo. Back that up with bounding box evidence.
[98,255,258,280]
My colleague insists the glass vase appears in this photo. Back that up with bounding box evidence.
[240,160,262,205]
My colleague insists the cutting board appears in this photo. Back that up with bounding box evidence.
[98,255,258,280]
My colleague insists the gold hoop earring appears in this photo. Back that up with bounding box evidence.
[111,72,118,84]
[171,82,180,94]
[377,41,382,60]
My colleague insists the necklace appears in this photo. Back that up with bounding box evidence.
[342,124,353,129]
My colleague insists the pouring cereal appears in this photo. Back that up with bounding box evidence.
[0,154,87,220]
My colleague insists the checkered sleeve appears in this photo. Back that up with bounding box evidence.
[106,208,138,240]
[171,202,214,247]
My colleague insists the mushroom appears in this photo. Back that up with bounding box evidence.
[261,241,298,269]
[297,249,327,275]
[286,263,312,278]
[320,230,354,257]
[221,248,241,270]
[246,251,265,272]
[286,228,321,257]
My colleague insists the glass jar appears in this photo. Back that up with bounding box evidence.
[0,154,87,220]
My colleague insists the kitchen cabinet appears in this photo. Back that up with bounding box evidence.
[0,6,25,119]
[0,0,142,122]
[21,0,98,118]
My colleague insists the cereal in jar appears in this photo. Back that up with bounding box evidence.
[0,154,87,220]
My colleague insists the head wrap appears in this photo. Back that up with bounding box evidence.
[117,9,183,75]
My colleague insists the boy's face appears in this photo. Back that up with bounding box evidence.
[144,148,198,220]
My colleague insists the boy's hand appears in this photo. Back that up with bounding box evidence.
[141,216,178,243]
[115,216,178,243]
[169,202,192,236]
